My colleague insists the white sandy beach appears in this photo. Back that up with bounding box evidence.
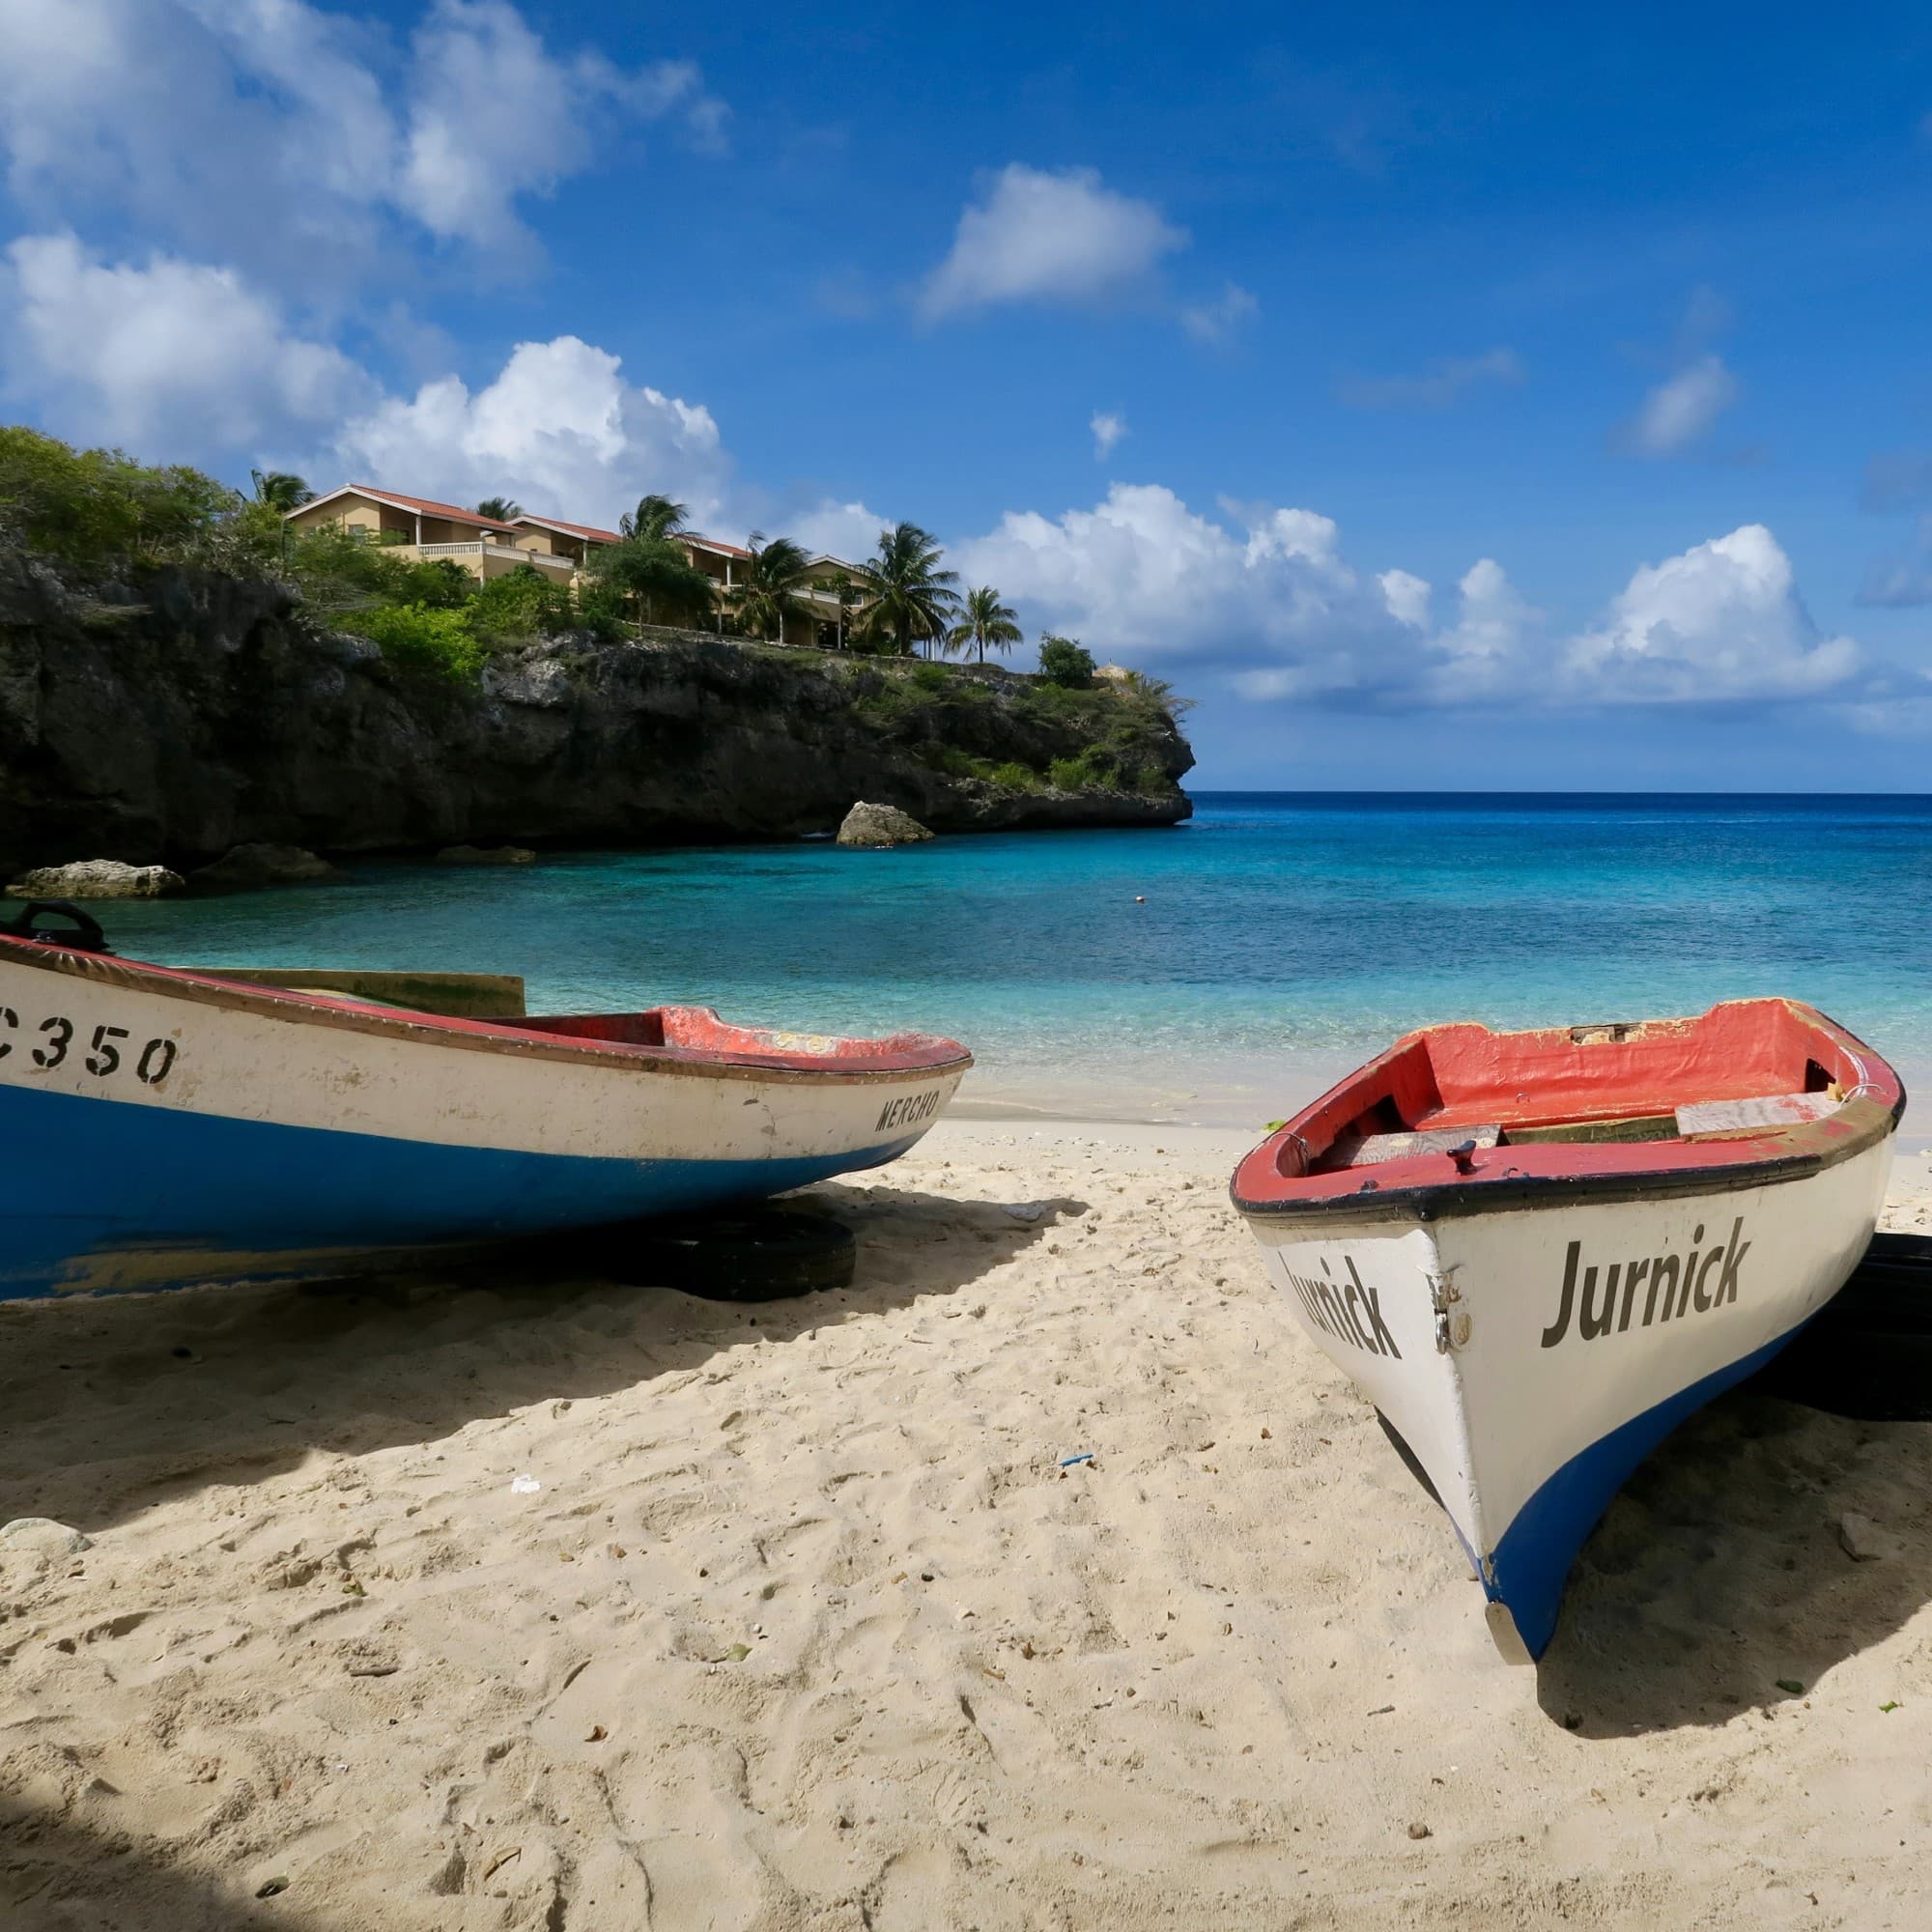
[4,1120,1932,1930]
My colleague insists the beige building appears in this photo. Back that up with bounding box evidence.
[287,486,869,642]
[284,486,586,586]
[507,511,623,572]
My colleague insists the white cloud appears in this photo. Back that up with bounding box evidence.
[920,164,1187,319]
[1179,282,1260,344]
[1378,568,1432,629]
[1091,411,1128,460]
[1340,346,1524,410]
[956,483,1425,701]
[326,334,730,532]
[1623,354,1739,456]
[1562,525,1859,702]
[0,0,726,288]
[783,499,888,563]
[957,485,1863,714]
[399,0,727,249]
[1,233,374,449]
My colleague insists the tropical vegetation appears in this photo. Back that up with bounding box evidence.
[584,527,714,627]
[251,469,313,511]
[474,496,522,522]
[1037,635,1097,688]
[947,585,1023,664]
[0,428,1190,749]
[619,494,688,540]
[854,520,960,657]
[734,534,816,643]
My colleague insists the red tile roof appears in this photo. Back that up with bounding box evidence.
[512,513,622,545]
[340,485,521,532]
[684,532,753,558]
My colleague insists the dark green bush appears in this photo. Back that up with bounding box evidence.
[917,743,979,778]
[1037,635,1096,688]
[1048,746,1122,791]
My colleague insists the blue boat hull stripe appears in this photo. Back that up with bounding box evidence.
[0,1080,917,1298]
[1481,1320,1809,1660]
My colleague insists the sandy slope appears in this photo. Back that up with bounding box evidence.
[3,1123,1931,1930]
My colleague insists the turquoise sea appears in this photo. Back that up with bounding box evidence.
[100,794,1932,1127]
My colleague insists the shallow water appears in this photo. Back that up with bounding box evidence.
[99,793,1932,1125]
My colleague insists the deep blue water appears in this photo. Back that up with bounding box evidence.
[95,794,1932,1122]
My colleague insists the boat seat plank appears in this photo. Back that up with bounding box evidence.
[1333,1124,1502,1167]
[1675,1092,1840,1138]
[1505,1112,1681,1146]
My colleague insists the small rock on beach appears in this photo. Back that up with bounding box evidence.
[1,1516,93,1557]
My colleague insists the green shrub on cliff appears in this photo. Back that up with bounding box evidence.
[467,564,575,640]
[345,602,489,680]
[1037,636,1096,688]
[586,532,716,626]
[1048,746,1122,791]
[0,426,233,570]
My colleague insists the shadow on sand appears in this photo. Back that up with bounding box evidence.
[1,1793,339,1932]
[1535,1378,1932,1737]
[0,1180,1085,1535]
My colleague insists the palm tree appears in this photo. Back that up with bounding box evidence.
[250,469,312,511]
[734,534,816,644]
[619,494,689,541]
[859,521,960,657]
[475,496,522,522]
[947,585,1023,665]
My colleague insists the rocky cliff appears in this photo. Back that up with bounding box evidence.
[0,551,1192,871]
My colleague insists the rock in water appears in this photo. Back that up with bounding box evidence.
[0,1517,93,1557]
[837,802,935,849]
[188,843,345,895]
[435,844,537,867]
[6,859,183,899]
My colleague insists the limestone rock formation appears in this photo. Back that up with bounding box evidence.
[0,549,1193,871]
[837,802,935,848]
[188,843,345,894]
[436,844,537,866]
[5,859,182,898]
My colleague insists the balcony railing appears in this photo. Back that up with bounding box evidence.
[414,541,577,571]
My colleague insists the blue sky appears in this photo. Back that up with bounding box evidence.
[4,1,1932,787]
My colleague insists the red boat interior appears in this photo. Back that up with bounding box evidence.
[510,1004,969,1071]
[14,940,974,1078]
[1236,999,1901,1208]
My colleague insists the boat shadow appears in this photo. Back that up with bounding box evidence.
[0,1791,335,1931]
[1535,1382,1932,1737]
[0,1181,1086,1536]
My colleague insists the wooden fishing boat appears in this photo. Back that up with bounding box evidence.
[0,903,970,1299]
[1230,998,1901,1662]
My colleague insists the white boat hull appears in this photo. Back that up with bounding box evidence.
[1241,1136,1891,1660]
[0,943,969,1298]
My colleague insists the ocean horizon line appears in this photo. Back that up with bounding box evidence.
[1185,786,1932,802]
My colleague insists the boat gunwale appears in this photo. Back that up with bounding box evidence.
[1230,999,1903,1228]
[0,937,974,1086]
